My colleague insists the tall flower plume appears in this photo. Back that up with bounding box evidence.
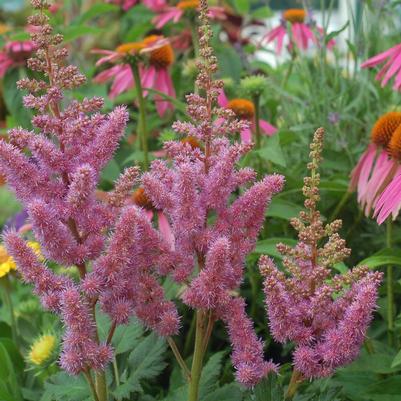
[0,0,179,381]
[137,0,284,386]
[260,128,382,379]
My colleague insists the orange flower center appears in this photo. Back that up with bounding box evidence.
[371,112,401,147]
[181,136,203,150]
[132,187,154,210]
[143,35,174,68]
[227,98,255,120]
[388,125,401,160]
[115,42,144,55]
[283,9,306,24]
[176,0,199,9]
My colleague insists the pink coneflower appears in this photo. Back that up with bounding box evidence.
[361,43,401,91]
[93,35,175,116]
[262,8,334,54]
[152,0,225,29]
[132,187,174,248]
[349,112,401,215]
[0,40,35,77]
[373,126,401,224]
[217,89,277,143]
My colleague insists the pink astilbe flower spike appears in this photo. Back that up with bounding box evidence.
[0,1,177,378]
[140,0,283,386]
[260,128,382,380]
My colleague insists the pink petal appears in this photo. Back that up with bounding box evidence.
[240,127,252,143]
[157,211,175,249]
[109,66,134,98]
[374,171,401,224]
[361,44,401,69]
[259,119,277,136]
[218,89,229,107]
[152,9,182,29]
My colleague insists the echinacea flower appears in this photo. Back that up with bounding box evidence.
[349,112,401,215]
[132,187,174,248]
[0,40,35,77]
[152,0,225,29]
[217,89,277,143]
[361,43,401,91]
[262,8,334,55]
[28,334,57,365]
[93,35,176,116]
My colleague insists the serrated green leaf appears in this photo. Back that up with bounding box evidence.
[253,374,282,401]
[199,352,225,398]
[101,159,120,183]
[112,318,144,355]
[112,333,167,400]
[40,372,91,401]
[204,383,243,401]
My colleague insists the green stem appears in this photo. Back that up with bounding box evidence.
[285,369,303,400]
[386,218,394,346]
[253,95,261,150]
[188,310,208,401]
[131,60,149,170]
[329,190,351,222]
[84,370,100,401]
[168,337,191,381]
[95,371,108,401]
[113,357,120,387]
[1,276,17,344]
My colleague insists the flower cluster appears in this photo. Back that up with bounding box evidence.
[138,0,284,386]
[260,128,382,379]
[0,0,175,376]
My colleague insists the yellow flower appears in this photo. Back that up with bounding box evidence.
[0,241,43,278]
[28,334,56,365]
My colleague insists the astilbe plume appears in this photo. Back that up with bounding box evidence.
[131,0,284,386]
[0,0,179,376]
[259,128,382,379]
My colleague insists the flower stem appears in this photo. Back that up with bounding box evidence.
[285,369,303,400]
[84,370,100,401]
[1,276,18,344]
[253,94,261,150]
[386,218,394,346]
[188,310,208,401]
[131,60,149,170]
[167,337,191,381]
[95,371,108,401]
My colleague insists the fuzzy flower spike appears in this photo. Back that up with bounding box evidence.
[0,0,179,386]
[139,0,284,387]
[260,128,382,381]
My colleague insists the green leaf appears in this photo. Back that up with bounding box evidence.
[3,68,32,128]
[72,3,119,25]
[253,238,297,258]
[0,338,24,373]
[253,374,283,401]
[251,6,272,19]
[357,248,401,269]
[204,383,243,401]
[112,333,167,400]
[112,318,144,355]
[266,199,303,220]
[62,26,103,43]
[40,372,91,401]
[233,0,249,14]
[0,343,22,401]
[365,376,401,396]
[325,21,349,45]
[255,134,286,167]
[199,352,225,398]
[101,159,120,183]
[392,349,401,368]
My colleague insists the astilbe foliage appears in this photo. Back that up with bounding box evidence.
[135,0,284,386]
[259,128,382,379]
[0,0,179,376]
